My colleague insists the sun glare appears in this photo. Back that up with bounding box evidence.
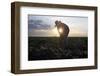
[58,28,63,33]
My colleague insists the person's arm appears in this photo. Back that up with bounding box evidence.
[63,24,70,36]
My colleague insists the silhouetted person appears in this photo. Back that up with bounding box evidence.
[55,20,70,49]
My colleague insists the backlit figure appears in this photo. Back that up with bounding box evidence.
[55,20,70,49]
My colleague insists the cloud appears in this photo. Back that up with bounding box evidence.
[28,19,51,30]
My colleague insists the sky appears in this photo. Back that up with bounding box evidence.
[28,15,88,37]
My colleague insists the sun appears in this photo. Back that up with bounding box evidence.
[58,28,63,33]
